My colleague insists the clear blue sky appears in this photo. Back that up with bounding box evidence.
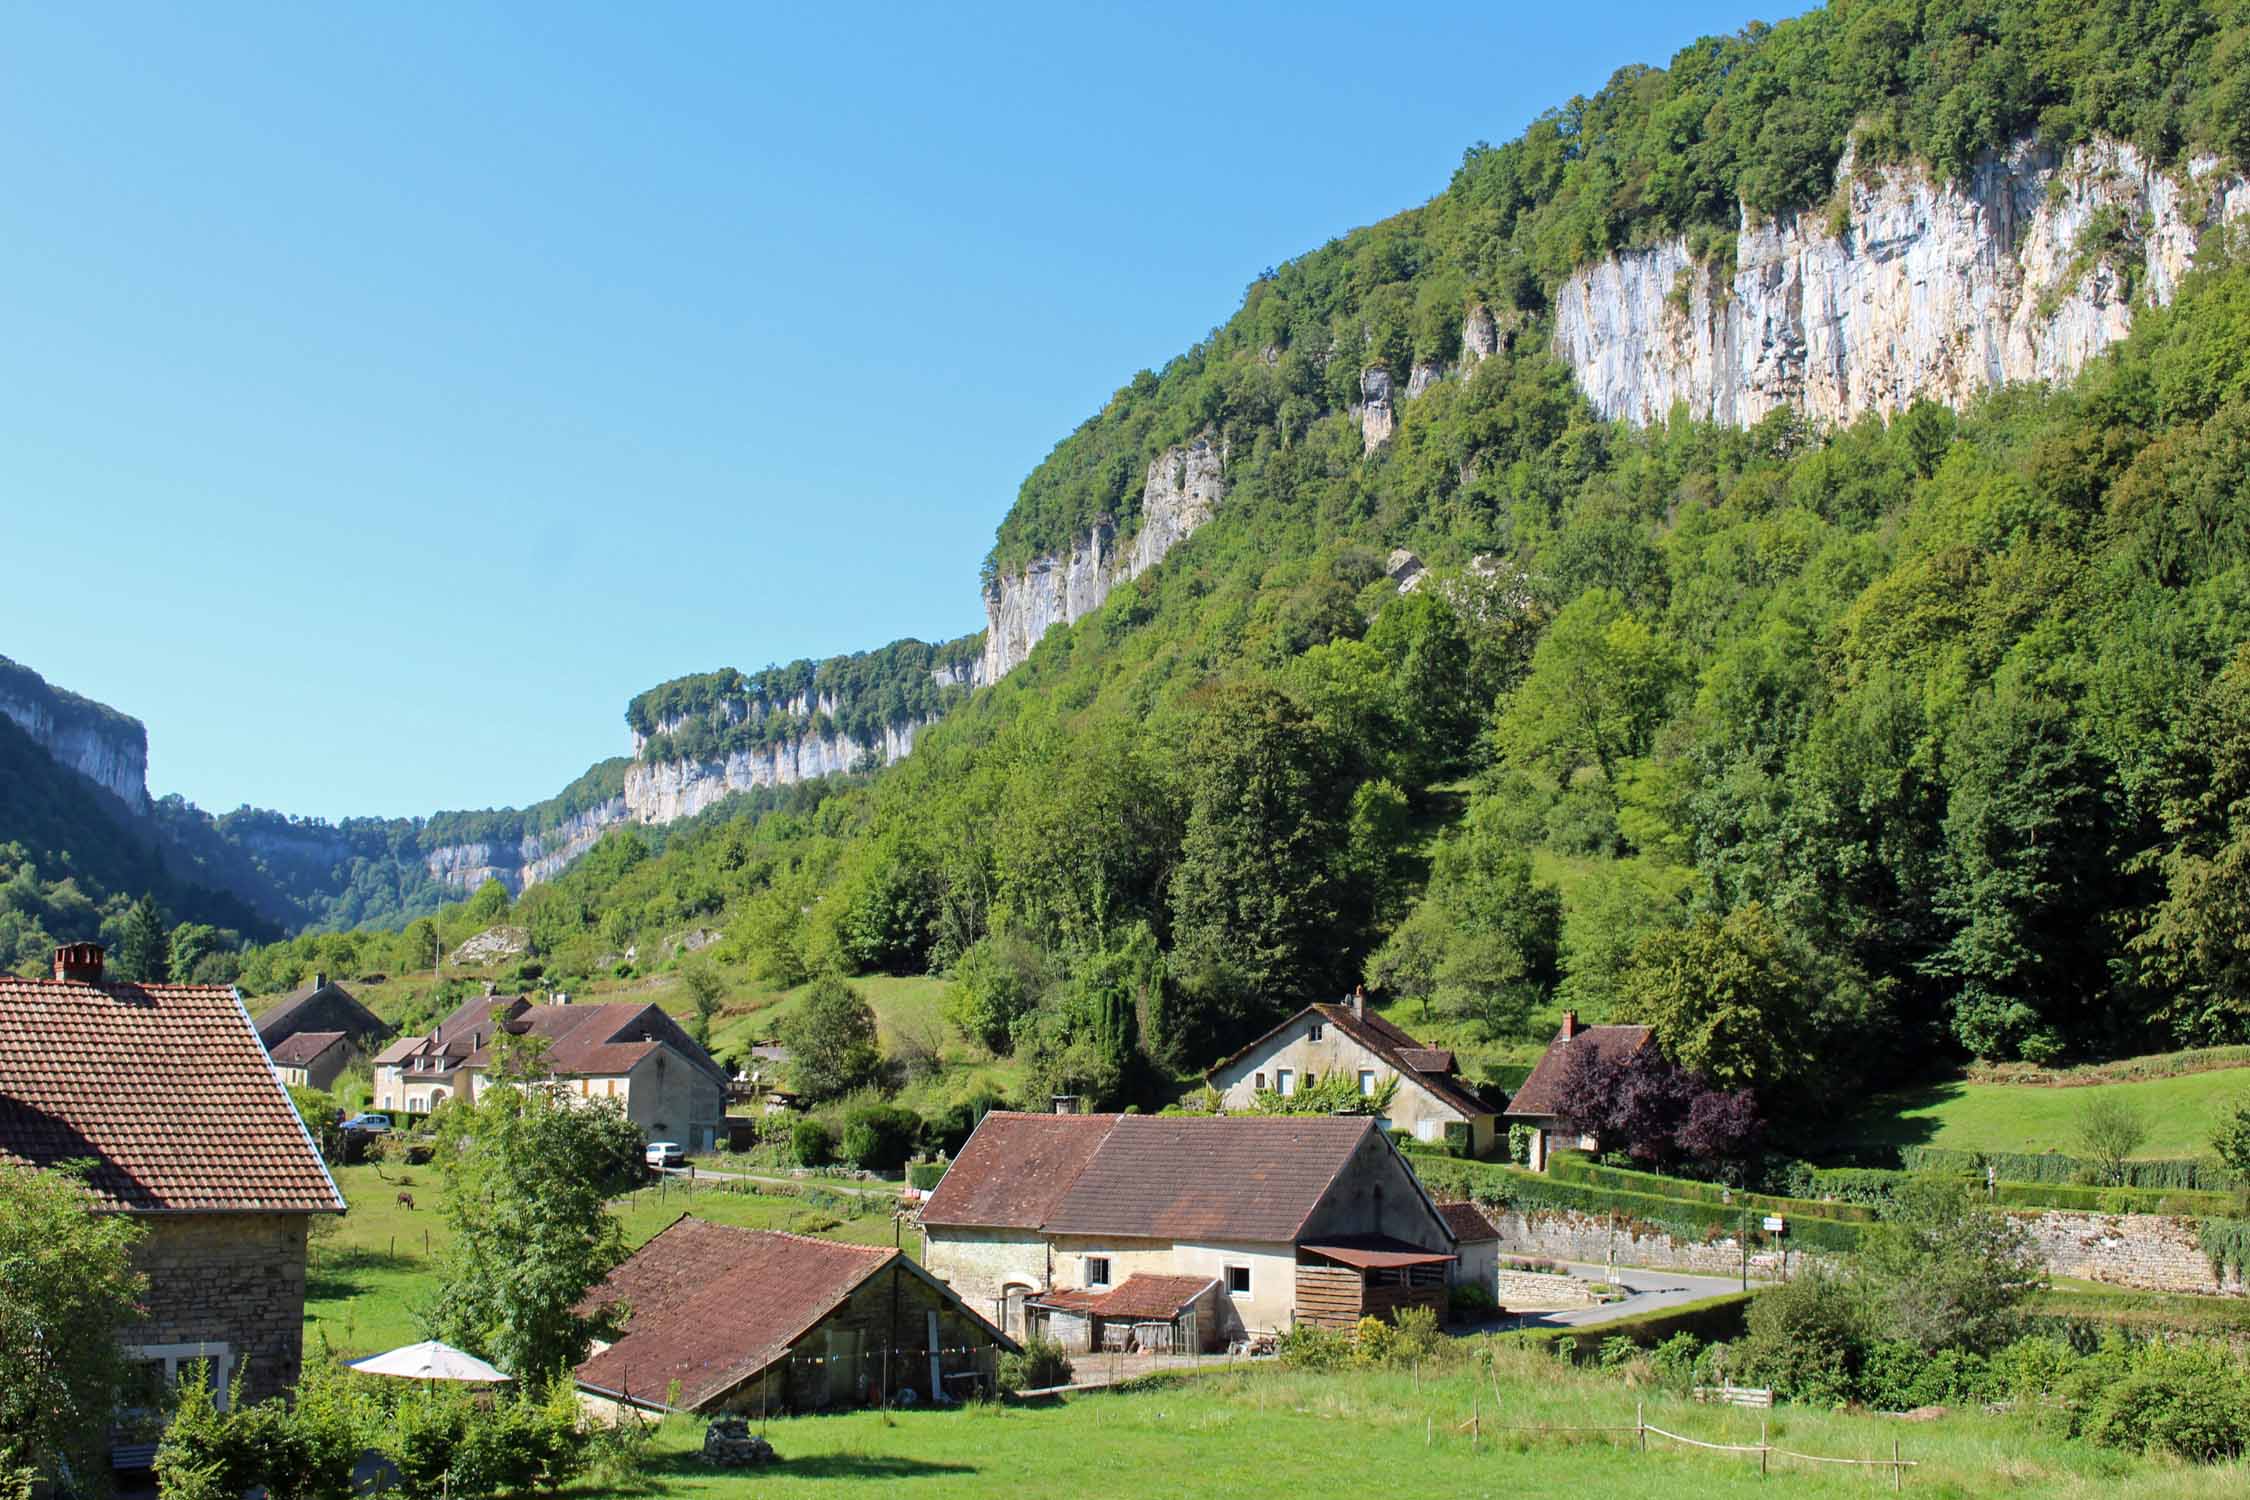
[2,1,1789,821]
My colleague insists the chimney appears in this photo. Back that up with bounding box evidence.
[1561,1010,1580,1040]
[1352,985,1365,1020]
[313,971,328,991]
[53,942,105,985]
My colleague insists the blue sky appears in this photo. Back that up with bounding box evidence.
[2,1,1790,820]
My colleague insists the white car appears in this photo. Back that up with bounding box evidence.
[645,1141,685,1169]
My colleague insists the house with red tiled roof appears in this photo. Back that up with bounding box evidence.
[0,942,344,1407]
[1503,1011,1654,1171]
[1205,991,1503,1156]
[920,1112,1457,1349]
[572,1217,1016,1418]
[461,1000,728,1153]
[253,972,388,1054]
[371,991,530,1115]
[269,1029,353,1092]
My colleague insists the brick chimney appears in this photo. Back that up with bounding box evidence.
[1561,1010,1580,1040]
[53,943,105,984]
[1351,985,1366,1020]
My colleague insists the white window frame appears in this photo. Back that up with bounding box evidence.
[127,1341,234,1411]
[1085,1256,1112,1288]
[1307,1022,1323,1041]
[1276,1069,1295,1096]
[1359,1069,1377,1096]
[1225,1265,1252,1298]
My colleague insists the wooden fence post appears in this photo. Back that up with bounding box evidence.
[1893,1436,1902,1491]
[1759,1419,1768,1477]
[1637,1401,1645,1452]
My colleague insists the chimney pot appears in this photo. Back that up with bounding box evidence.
[1352,985,1365,1020]
[314,971,328,991]
[1562,1010,1580,1040]
[52,942,106,985]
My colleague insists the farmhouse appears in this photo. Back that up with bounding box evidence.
[269,1029,354,1091]
[461,1000,728,1152]
[254,971,389,1053]
[1503,1012,1653,1171]
[573,1218,1016,1418]
[371,991,529,1114]
[920,1112,1456,1350]
[1205,992,1501,1156]
[0,942,345,1406]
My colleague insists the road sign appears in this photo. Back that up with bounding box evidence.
[1761,1215,1786,1234]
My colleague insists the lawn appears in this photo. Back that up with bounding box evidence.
[306,1165,906,1360]
[1826,1067,2250,1160]
[597,1355,2237,1499]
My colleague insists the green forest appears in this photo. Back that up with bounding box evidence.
[95,0,2250,1136]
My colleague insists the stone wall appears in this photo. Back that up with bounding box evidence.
[1484,1208,1792,1282]
[2013,1211,2247,1296]
[1494,1267,1606,1309]
[131,1212,315,1406]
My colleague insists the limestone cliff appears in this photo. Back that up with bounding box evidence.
[1554,137,2250,429]
[624,718,931,825]
[979,433,1225,682]
[421,795,633,896]
[0,656,149,814]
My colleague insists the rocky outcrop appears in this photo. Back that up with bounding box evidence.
[0,680,148,814]
[978,433,1227,683]
[449,926,529,966]
[1556,137,2250,429]
[1355,367,1396,450]
[422,796,636,895]
[1461,304,1504,367]
[623,717,933,825]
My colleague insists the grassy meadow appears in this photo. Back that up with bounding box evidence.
[1831,1068,2250,1160]
[592,1355,2240,1499]
[305,1165,907,1360]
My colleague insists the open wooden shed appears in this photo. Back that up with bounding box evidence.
[1293,1237,1454,1328]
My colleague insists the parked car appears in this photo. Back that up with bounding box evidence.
[645,1141,685,1169]
[340,1113,392,1134]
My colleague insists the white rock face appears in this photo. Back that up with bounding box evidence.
[1356,367,1396,450]
[423,795,634,895]
[1,690,148,813]
[978,432,1226,683]
[1461,304,1503,367]
[1554,137,2250,429]
[622,718,933,825]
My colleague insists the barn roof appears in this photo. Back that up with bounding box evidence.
[918,1111,1119,1230]
[1504,1019,1654,1120]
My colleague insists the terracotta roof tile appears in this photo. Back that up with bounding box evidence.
[1438,1201,1499,1243]
[1045,1115,1374,1242]
[1080,1274,1217,1320]
[1505,1023,1653,1120]
[1206,1003,1500,1120]
[464,1002,723,1084]
[0,974,344,1215]
[269,1030,348,1067]
[920,1112,1119,1230]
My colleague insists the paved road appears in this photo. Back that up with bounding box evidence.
[1493,1261,1763,1333]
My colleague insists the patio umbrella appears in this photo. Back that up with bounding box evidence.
[348,1340,512,1383]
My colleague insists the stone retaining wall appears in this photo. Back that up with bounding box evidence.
[1494,1267,1605,1309]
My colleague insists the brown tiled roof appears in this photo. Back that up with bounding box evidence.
[1045,1115,1376,1242]
[920,1112,1120,1230]
[574,1219,1013,1410]
[269,1030,348,1067]
[1504,1022,1654,1120]
[1206,1003,1500,1120]
[1301,1235,1458,1268]
[1438,1201,1499,1243]
[463,1001,726,1084]
[253,980,386,1048]
[1081,1274,1217,1320]
[0,974,344,1215]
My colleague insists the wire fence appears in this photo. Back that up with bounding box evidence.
[1445,1398,1919,1489]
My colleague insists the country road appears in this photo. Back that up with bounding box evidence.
[1494,1261,1764,1333]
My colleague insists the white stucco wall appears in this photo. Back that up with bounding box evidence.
[1209,1013,1493,1154]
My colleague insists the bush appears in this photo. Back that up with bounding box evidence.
[2083,1340,2250,1462]
[1506,1123,1535,1166]
[1729,1273,1865,1406]
[1448,1282,1497,1319]
[791,1118,836,1167]
[995,1337,1074,1394]
[907,1159,947,1191]
[1277,1324,1353,1371]
[1651,1331,1701,1391]
[839,1103,922,1172]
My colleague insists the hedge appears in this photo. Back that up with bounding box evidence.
[1408,1157,1867,1254]
[1892,1146,2237,1193]
[1548,1154,1881,1224]
[907,1160,947,1191]
[1811,1164,2234,1216]
[1518,1291,1754,1361]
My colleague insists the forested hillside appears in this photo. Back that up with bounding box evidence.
[226,0,2250,1125]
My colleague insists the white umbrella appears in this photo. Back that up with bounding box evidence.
[348,1339,512,1383]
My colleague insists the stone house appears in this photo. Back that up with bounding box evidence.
[0,942,345,1408]
[1503,1012,1654,1171]
[370,992,528,1114]
[254,972,389,1054]
[1437,1201,1501,1300]
[573,1217,1016,1417]
[920,1112,1457,1349]
[270,1029,354,1092]
[1205,992,1502,1156]
[461,1000,728,1153]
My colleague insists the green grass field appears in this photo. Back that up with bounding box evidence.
[306,1165,906,1359]
[1829,1067,2250,1160]
[595,1355,2237,1498]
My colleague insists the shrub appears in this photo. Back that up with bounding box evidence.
[1449,1282,1497,1319]
[1277,1324,1353,1371]
[1730,1272,1865,1405]
[2083,1340,2250,1462]
[995,1337,1073,1394]
[791,1117,836,1167]
[839,1103,922,1171]
[1507,1123,1535,1165]
[1650,1332,1701,1391]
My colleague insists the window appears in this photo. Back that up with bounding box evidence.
[1359,1070,1377,1096]
[1086,1256,1112,1288]
[1225,1265,1251,1297]
[1254,1072,1266,1090]
[1276,1069,1295,1096]
[127,1342,233,1412]
[1307,1023,1323,1041]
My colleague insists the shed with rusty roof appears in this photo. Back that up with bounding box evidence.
[0,943,344,1407]
[573,1217,1016,1418]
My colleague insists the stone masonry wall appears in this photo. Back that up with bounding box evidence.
[132,1212,315,1405]
[1494,1267,1605,1309]
[1485,1208,1794,1282]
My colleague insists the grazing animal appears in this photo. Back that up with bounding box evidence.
[396,1191,415,1211]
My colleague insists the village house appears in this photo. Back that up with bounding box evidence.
[919,1112,1457,1351]
[269,1029,354,1092]
[370,991,528,1114]
[460,999,728,1153]
[254,971,389,1053]
[1503,1011,1654,1171]
[1437,1200,1501,1299]
[0,943,345,1408]
[1205,991,1502,1156]
[573,1217,1016,1418]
